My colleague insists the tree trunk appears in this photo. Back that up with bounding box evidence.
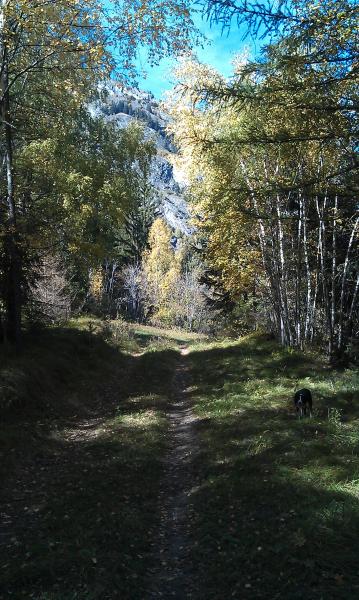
[315,195,331,354]
[302,193,312,342]
[338,216,359,350]
[295,195,303,348]
[275,194,292,345]
[1,7,22,347]
[348,272,359,327]
[310,205,322,342]
[240,160,285,344]
[330,195,338,349]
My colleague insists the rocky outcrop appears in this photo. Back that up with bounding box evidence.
[91,82,193,236]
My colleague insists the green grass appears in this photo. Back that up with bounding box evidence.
[66,317,207,354]
[132,323,207,343]
[1,324,358,599]
[0,321,182,599]
[187,334,359,599]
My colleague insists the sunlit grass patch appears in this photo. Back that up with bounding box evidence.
[195,394,245,418]
[188,332,359,599]
[67,316,205,354]
[132,323,207,343]
[116,408,166,429]
[341,478,359,497]
[278,463,353,486]
[245,431,277,456]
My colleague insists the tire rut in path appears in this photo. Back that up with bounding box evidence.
[148,350,199,599]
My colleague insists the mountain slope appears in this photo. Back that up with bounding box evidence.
[91,82,193,236]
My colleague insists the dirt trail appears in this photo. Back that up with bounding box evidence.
[148,348,199,599]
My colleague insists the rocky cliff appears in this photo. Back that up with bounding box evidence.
[90,82,193,236]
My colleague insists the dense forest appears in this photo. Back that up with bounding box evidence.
[1,0,358,360]
[167,0,358,358]
[0,0,200,344]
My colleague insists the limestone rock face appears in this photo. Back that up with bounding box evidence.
[91,82,193,236]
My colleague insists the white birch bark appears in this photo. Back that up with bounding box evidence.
[240,159,283,341]
[276,193,292,345]
[348,273,359,324]
[315,194,331,351]
[1,0,22,345]
[264,159,289,344]
[338,216,359,348]
[310,203,322,342]
[296,195,303,347]
[330,196,338,344]
[302,193,312,341]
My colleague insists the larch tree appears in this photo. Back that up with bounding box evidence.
[142,217,180,323]
[167,40,358,356]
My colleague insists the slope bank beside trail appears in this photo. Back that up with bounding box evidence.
[0,322,193,599]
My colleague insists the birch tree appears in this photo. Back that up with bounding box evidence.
[0,0,196,344]
[167,53,358,356]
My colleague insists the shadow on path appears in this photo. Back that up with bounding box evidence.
[148,349,199,599]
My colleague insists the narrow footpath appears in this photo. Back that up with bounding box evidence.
[148,348,199,599]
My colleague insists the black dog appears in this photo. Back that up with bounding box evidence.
[294,388,312,417]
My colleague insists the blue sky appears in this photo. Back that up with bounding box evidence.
[136,11,258,98]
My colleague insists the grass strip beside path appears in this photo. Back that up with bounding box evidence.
[188,334,359,599]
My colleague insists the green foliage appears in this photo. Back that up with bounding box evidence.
[115,177,159,265]
[9,110,158,322]
[0,0,198,343]
[20,115,154,264]
[168,0,358,352]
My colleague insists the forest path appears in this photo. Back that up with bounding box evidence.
[0,338,183,598]
[2,328,358,600]
[148,346,199,599]
[0,331,206,600]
